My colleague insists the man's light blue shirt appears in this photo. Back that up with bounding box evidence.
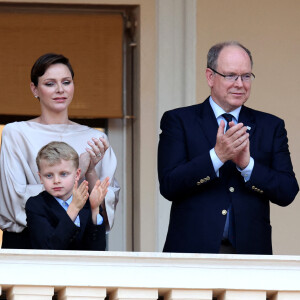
[208,96,254,181]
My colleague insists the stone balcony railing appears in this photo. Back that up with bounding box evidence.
[0,249,300,300]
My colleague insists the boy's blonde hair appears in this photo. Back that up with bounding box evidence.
[36,141,79,171]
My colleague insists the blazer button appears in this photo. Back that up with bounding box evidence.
[222,209,227,215]
[229,187,234,192]
[205,176,210,181]
[197,181,201,186]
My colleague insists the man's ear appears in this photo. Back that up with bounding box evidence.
[205,68,215,88]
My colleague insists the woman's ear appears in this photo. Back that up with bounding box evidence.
[30,82,39,98]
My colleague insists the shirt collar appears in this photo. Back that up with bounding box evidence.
[209,96,241,121]
[55,195,73,207]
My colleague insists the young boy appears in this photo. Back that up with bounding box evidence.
[25,141,109,250]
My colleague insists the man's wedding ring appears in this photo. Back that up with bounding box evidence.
[96,153,101,157]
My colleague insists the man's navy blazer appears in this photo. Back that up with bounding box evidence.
[158,98,299,254]
[25,191,106,250]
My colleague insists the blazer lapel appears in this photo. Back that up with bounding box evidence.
[196,98,219,148]
[196,100,256,145]
[238,105,256,140]
[43,192,68,222]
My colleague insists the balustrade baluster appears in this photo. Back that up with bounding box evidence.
[270,291,300,300]
[57,286,106,300]
[164,289,213,300]
[219,290,266,300]
[109,288,158,300]
[6,285,54,300]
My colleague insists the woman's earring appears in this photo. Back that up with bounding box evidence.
[35,95,39,99]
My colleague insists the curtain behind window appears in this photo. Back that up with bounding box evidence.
[0,8,123,118]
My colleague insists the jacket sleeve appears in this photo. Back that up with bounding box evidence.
[81,221,106,251]
[246,119,299,206]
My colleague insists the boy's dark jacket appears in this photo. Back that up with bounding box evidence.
[26,191,106,250]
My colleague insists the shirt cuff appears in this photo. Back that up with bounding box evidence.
[210,148,224,177]
[74,215,80,227]
[237,157,254,182]
[97,214,104,225]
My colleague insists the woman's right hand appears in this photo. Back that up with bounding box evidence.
[86,137,109,172]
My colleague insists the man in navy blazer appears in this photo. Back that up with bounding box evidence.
[158,41,299,254]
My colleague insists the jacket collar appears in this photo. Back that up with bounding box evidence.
[196,97,219,148]
[197,98,256,144]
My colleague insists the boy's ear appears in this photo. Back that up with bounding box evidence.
[38,172,43,184]
[75,168,81,181]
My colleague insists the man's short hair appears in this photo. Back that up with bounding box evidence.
[36,141,79,171]
[207,41,253,70]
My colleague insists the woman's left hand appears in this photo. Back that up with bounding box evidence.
[79,152,91,180]
[86,137,109,171]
